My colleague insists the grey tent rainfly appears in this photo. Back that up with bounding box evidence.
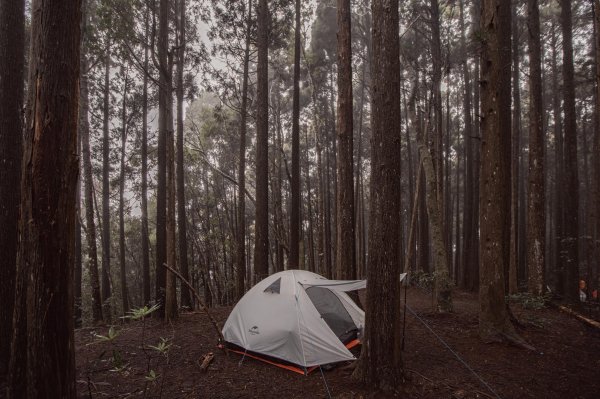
[222,270,406,375]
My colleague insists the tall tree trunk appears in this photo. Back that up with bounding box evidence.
[155,0,169,318]
[550,21,564,295]
[352,0,403,389]
[9,0,80,395]
[336,0,355,280]
[80,10,103,323]
[593,0,600,295]
[254,0,269,282]
[236,0,252,299]
[141,5,151,306]
[509,0,521,294]
[478,0,519,342]
[0,0,24,374]
[289,0,301,270]
[559,0,580,302]
[176,0,192,309]
[469,0,481,292]
[459,0,473,290]
[166,55,178,321]
[526,0,545,296]
[101,46,112,321]
[430,0,445,236]
[119,67,130,316]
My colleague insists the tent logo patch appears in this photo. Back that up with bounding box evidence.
[248,326,260,335]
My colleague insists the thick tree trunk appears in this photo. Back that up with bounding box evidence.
[352,0,403,390]
[593,0,600,294]
[254,0,269,282]
[155,0,169,318]
[236,0,251,299]
[478,0,519,342]
[101,47,112,321]
[176,0,192,310]
[526,0,545,296]
[559,0,580,302]
[336,0,355,280]
[289,0,301,270]
[9,0,81,395]
[0,0,24,374]
[80,24,103,324]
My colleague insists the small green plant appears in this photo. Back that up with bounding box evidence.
[148,338,172,356]
[122,304,160,321]
[508,292,552,310]
[91,326,119,343]
[145,369,159,382]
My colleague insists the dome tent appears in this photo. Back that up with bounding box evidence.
[222,270,365,374]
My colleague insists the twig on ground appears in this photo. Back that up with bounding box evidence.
[161,263,226,345]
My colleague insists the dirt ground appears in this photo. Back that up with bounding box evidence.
[72,287,600,399]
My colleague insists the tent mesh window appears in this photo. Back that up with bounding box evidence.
[264,277,281,294]
[305,287,358,344]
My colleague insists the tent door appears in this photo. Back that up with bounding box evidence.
[305,286,358,344]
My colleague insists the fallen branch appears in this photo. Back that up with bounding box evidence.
[555,303,600,330]
[198,352,215,373]
[161,263,226,346]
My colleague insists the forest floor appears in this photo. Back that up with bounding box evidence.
[71,287,600,399]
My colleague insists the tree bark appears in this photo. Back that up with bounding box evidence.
[80,9,103,323]
[509,0,521,294]
[550,21,564,295]
[478,0,519,342]
[254,0,269,282]
[236,0,252,299]
[0,0,24,374]
[176,0,192,310]
[289,0,301,270]
[101,46,112,321]
[9,0,80,395]
[336,0,355,280]
[118,67,130,316]
[155,0,169,318]
[141,5,151,306]
[526,0,545,296]
[559,0,580,302]
[352,0,403,390]
[593,0,600,295]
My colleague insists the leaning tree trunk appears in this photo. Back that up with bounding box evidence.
[9,0,81,396]
[118,67,130,316]
[0,0,24,374]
